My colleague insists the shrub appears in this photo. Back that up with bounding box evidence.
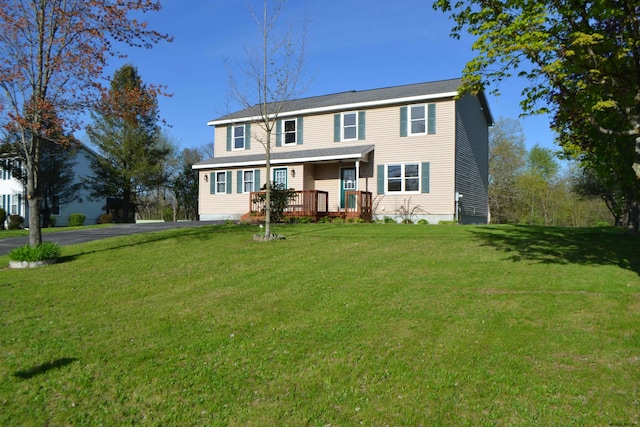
[417,219,429,225]
[9,242,61,262]
[383,216,396,224]
[346,217,365,223]
[318,216,333,223]
[98,213,113,224]
[68,213,86,227]
[49,215,57,227]
[251,182,298,223]
[0,207,6,230]
[331,217,344,224]
[401,218,414,224]
[8,214,24,230]
[298,216,314,224]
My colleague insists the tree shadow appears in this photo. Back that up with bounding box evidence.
[470,226,640,276]
[14,357,78,379]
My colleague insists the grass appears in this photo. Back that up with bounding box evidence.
[0,223,638,425]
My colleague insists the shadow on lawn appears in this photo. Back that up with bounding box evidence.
[14,357,78,379]
[470,226,640,276]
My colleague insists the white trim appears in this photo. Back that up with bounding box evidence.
[341,112,358,141]
[385,162,421,194]
[208,92,458,126]
[282,118,297,146]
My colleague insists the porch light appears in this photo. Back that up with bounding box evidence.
[290,169,295,178]
[204,174,208,182]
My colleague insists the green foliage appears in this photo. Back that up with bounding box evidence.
[98,213,113,224]
[434,0,640,228]
[251,182,297,223]
[8,215,24,230]
[68,213,86,227]
[438,220,457,225]
[48,215,56,227]
[0,208,6,230]
[8,242,61,262]
[86,64,171,223]
[417,219,429,225]
[317,215,333,223]
[382,216,396,224]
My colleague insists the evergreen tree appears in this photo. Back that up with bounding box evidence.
[86,64,170,222]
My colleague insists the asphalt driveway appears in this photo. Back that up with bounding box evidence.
[0,221,222,257]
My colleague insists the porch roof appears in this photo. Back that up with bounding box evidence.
[193,144,374,170]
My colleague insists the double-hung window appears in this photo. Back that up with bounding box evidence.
[284,119,297,145]
[342,112,357,140]
[386,163,420,193]
[243,170,254,193]
[410,105,426,135]
[334,111,365,142]
[233,125,245,150]
[215,171,227,194]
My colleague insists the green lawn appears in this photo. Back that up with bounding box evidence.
[1,224,638,425]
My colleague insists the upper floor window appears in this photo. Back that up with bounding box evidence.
[227,124,251,151]
[410,105,426,134]
[233,125,245,150]
[284,119,297,145]
[401,104,436,136]
[334,111,365,142]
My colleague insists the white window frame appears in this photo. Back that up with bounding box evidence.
[409,104,426,136]
[283,119,297,145]
[342,112,358,141]
[386,163,420,194]
[242,170,254,193]
[232,125,245,150]
[215,171,227,194]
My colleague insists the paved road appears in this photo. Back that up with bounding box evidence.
[0,221,223,256]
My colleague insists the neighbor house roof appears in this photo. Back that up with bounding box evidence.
[193,145,375,170]
[208,78,492,126]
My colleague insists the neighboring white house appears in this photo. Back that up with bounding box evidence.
[0,144,104,227]
[194,78,493,224]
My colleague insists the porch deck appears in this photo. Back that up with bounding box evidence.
[245,190,372,222]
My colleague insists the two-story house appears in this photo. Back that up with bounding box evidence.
[194,78,493,224]
[0,143,105,227]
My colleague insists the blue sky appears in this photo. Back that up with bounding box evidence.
[93,0,556,153]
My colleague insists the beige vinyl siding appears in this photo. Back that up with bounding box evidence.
[370,100,456,217]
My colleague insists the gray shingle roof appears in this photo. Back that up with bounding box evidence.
[194,145,375,169]
[211,78,464,123]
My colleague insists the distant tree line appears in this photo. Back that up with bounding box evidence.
[489,118,613,227]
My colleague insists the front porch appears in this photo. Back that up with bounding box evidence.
[245,190,373,222]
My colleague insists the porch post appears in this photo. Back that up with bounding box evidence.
[355,160,360,190]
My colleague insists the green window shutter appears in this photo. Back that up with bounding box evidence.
[254,169,261,191]
[226,171,233,194]
[226,126,232,151]
[428,104,436,134]
[297,117,304,145]
[334,114,341,142]
[421,162,430,193]
[358,111,366,140]
[237,170,243,193]
[377,165,385,194]
[400,106,407,137]
[210,173,215,194]
[276,120,282,147]
[245,124,251,149]
[17,194,21,215]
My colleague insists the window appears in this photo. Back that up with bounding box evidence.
[342,112,357,140]
[386,163,420,193]
[273,168,287,188]
[243,170,254,193]
[334,111,365,142]
[410,105,426,134]
[215,171,227,193]
[401,104,436,136]
[233,125,245,150]
[284,119,297,145]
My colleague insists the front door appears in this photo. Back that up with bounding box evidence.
[273,167,288,188]
[340,167,356,209]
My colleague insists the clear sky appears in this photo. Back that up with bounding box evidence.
[90,0,557,153]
